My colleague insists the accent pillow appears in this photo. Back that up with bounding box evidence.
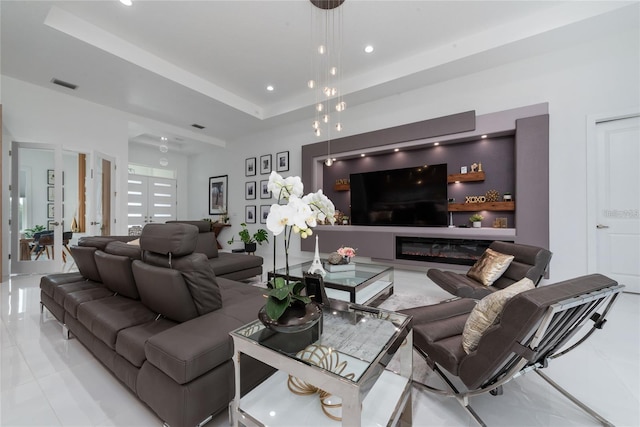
[461,277,535,354]
[127,238,140,246]
[466,248,515,286]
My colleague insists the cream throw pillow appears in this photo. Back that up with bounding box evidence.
[461,277,535,354]
[467,248,515,286]
[127,238,140,246]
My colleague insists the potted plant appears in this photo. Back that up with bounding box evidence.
[23,224,46,238]
[227,223,268,253]
[469,213,484,228]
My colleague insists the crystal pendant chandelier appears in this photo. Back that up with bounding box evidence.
[308,0,345,166]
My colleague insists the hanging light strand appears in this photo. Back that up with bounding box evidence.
[309,0,345,166]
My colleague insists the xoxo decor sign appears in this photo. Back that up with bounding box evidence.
[465,195,487,203]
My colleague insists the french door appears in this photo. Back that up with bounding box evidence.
[127,174,177,231]
[11,143,116,275]
[11,142,65,274]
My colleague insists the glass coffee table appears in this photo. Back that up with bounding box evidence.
[230,302,413,427]
[268,261,394,306]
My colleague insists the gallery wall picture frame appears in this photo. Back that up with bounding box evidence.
[260,154,272,174]
[245,181,256,200]
[47,203,54,218]
[209,175,228,215]
[245,205,256,224]
[260,180,271,199]
[47,169,55,185]
[245,157,256,176]
[47,186,54,202]
[276,151,289,172]
[47,220,56,231]
[260,205,270,224]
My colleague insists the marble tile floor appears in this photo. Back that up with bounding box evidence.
[1,266,638,427]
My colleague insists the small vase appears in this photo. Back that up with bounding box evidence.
[258,301,322,334]
[342,256,351,264]
[473,221,482,228]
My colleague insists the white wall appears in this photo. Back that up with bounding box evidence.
[210,25,640,282]
[1,76,131,277]
[2,24,637,281]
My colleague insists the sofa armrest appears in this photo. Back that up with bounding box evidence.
[144,307,252,385]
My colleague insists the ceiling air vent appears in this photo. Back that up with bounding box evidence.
[51,78,78,90]
[191,123,205,129]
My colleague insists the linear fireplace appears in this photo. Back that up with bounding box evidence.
[396,236,511,266]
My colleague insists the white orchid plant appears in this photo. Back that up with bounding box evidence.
[264,172,336,320]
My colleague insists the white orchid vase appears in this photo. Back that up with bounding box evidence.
[264,172,336,321]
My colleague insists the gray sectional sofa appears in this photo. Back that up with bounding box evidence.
[39,223,272,427]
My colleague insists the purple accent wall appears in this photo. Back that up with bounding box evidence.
[302,111,476,188]
[322,136,516,227]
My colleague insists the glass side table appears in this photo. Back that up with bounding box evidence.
[230,302,413,427]
[268,261,394,306]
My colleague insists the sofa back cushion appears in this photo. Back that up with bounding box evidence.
[78,236,116,251]
[140,223,198,257]
[132,260,199,322]
[94,244,142,299]
[167,220,218,258]
[70,246,102,282]
[144,252,223,316]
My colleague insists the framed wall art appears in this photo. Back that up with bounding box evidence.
[260,205,270,224]
[209,175,228,215]
[245,181,256,200]
[245,157,256,176]
[260,180,271,199]
[47,203,54,218]
[260,154,272,174]
[47,186,54,202]
[276,151,289,172]
[245,205,256,224]
[47,169,55,185]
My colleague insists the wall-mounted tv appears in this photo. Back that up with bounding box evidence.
[350,164,448,227]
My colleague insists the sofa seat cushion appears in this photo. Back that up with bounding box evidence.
[77,296,156,350]
[40,272,84,298]
[144,290,265,385]
[209,252,263,277]
[400,298,477,375]
[116,318,177,367]
[63,287,115,319]
[53,280,105,306]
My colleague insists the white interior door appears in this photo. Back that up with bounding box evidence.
[88,152,115,236]
[11,142,64,274]
[595,116,640,293]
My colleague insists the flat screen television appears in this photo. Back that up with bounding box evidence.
[350,164,448,226]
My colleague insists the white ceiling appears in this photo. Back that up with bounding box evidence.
[2,1,638,154]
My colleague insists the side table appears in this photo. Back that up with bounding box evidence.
[230,303,413,426]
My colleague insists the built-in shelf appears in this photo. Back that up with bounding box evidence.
[448,201,515,212]
[447,171,485,183]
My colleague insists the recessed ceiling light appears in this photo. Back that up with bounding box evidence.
[120,0,133,6]
[266,85,274,92]
[434,142,440,146]
[394,148,399,152]
[481,134,488,139]
[364,45,374,54]
[360,154,365,157]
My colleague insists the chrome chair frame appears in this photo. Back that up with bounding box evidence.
[413,284,624,427]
